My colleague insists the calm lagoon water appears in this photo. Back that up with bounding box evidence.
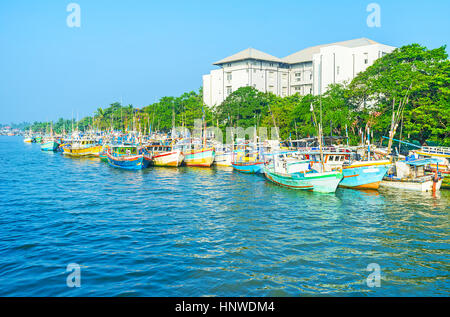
[0,136,448,296]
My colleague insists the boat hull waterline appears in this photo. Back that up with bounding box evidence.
[183,148,215,167]
[340,161,391,190]
[264,167,343,193]
[106,152,149,170]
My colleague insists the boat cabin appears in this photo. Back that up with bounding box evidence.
[111,146,140,156]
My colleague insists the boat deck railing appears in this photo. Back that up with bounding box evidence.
[295,146,351,153]
[419,146,450,156]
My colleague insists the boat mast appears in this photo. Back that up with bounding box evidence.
[387,85,411,159]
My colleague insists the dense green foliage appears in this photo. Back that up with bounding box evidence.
[23,43,449,146]
[348,44,449,145]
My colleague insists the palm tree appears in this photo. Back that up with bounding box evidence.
[95,108,105,130]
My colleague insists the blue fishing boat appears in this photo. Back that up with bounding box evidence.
[340,160,391,190]
[232,161,264,174]
[106,145,149,170]
[231,143,264,174]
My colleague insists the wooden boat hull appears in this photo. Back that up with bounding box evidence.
[63,145,103,157]
[106,152,149,170]
[232,161,264,174]
[380,178,443,192]
[264,167,343,193]
[183,148,215,167]
[339,161,390,190]
[41,141,58,151]
[147,151,184,167]
[214,152,233,166]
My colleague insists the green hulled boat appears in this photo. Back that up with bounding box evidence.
[264,165,343,193]
[263,152,343,193]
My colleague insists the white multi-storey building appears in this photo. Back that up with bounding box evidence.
[202,38,396,107]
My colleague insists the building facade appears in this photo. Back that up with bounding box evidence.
[203,38,396,107]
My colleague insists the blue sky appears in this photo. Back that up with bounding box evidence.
[0,0,449,123]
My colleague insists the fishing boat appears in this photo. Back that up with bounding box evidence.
[231,143,265,174]
[177,138,215,167]
[213,144,233,166]
[298,139,392,190]
[62,139,103,157]
[99,144,110,162]
[340,160,391,190]
[412,146,450,175]
[380,158,443,192]
[40,137,59,151]
[144,141,184,167]
[106,145,149,170]
[263,152,343,193]
[23,136,33,143]
[232,160,265,173]
[183,146,215,167]
[40,124,59,151]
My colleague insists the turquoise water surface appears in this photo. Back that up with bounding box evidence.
[0,136,448,296]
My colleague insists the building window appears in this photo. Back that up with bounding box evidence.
[295,72,301,77]
[364,53,368,64]
[336,66,340,75]
[226,72,232,81]
[226,86,232,95]
[310,73,313,80]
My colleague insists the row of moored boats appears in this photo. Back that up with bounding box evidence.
[24,131,449,194]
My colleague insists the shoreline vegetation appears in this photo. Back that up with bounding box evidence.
[9,43,450,147]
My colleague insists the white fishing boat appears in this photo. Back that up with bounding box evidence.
[380,158,443,192]
[144,141,184,167]
[213,144,233,166]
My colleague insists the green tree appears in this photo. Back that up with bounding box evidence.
[349,44,450,145]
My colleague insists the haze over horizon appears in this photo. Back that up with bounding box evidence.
[1,0,449,124]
